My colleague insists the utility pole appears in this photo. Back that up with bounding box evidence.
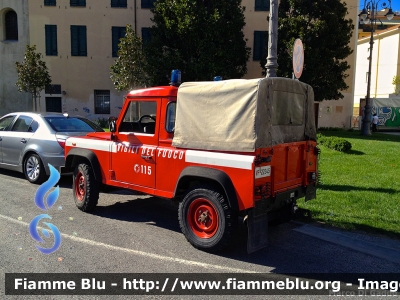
[265,0,279,78]
[359,0,394,135]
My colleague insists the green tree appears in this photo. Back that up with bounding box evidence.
[392,76,400,95]
[15,45,51,112]
[261,0,354,101]
[146,0,251,85]
[110,24,149,91]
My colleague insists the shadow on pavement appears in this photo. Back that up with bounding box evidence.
[318,183,399,194]
[93,195,182,234]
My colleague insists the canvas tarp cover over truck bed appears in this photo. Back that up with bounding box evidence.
[172,77,317,152]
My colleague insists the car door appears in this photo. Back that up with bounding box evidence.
[2,115,34,165]
[0,115,18,163]
[110,99,159,191]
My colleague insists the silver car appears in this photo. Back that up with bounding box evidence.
[0,112,104,184]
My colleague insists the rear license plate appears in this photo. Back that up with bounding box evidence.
[255,166,271,179]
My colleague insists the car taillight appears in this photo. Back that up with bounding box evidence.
[57,138,66,149]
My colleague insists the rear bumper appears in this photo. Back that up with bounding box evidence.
[40,154,65,176]
[255,185,308,213]
[59,165,73,175]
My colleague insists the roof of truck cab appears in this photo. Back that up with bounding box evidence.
[127,86,178,97]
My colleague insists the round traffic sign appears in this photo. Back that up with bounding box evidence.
[293,39,304,79]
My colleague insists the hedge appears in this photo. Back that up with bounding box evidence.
[317,133,352,152]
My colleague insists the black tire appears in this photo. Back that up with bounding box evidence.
[73,162,99,212]
[23,153,46,184]
[178,185,237,252]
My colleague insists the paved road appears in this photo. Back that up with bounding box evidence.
[1,168,399,299]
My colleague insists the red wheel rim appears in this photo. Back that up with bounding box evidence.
[187,198,219,238]
[75,171,85,201]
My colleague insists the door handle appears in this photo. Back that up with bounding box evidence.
[21,138,27,143]
[141,155,152,160]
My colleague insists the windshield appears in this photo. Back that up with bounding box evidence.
[44,117,104,132]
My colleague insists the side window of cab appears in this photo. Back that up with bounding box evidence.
[119,101,157,134]
[165,102,176,133]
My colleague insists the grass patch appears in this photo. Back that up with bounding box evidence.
[297,130,400,239]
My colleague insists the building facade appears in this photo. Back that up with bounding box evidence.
[315,1,358,129]
[1,0,358,128]
[0,0,30,115]
[353,25,400,125]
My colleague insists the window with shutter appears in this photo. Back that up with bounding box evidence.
[44,0,56,6]
[111,0,127,8]
[46,97,62,113]
[70,0,86,7]
[94,90,110,114]
[45,25,58,56]
[255,0,270,11]
[45,84,62,94]
[141,0,156,9]
[71,25,87,56]
[141,27,151,45]
[112,26,126,57]
[5,10,18,41]
[253,31,267,61]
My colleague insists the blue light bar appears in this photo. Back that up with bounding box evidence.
[170,70,181,86]
[214,76,222,81]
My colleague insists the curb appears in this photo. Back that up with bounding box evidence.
[293,224,400,265]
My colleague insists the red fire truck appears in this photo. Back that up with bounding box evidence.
[63,76,319,253]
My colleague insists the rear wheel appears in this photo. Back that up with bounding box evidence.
[24,153,46,184]
[73,162,99,212]
[178,185,237,252]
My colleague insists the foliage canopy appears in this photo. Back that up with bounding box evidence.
[261,0,354,101]
[145,0,251,85]
[110,24,150,91]
[15,45,51,111]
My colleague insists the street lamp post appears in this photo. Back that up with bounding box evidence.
[265,0,279,78]
[359,0,394,135]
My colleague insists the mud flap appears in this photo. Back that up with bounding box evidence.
[247,208,268,253]
[305,184,316,201]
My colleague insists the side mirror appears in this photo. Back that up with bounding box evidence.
[108,116,117,133]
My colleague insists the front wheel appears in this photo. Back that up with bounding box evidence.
[178,185,237,252]
[73,163,99,212]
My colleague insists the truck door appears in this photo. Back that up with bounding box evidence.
[110,99,159,190]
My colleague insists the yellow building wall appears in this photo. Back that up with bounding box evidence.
[315,0,358,129]
[28,0,147,118]
[0,0,358,128]
[354,26,400,117]
[242,0,269,79]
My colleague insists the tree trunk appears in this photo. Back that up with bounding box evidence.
[38,93,41,112]
[33,93,37,112]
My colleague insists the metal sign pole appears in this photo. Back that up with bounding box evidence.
[265,0,279,78]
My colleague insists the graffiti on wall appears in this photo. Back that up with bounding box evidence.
[372,106,400,127]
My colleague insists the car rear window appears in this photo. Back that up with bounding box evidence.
[44,117,104,132]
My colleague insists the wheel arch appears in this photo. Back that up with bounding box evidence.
[175,166,239,211]
[66,148,102,182]
[22,150,46,173]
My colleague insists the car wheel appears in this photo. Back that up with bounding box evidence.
[178,185,237,252]
[24,153,46,184]
[73,162,99,212]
